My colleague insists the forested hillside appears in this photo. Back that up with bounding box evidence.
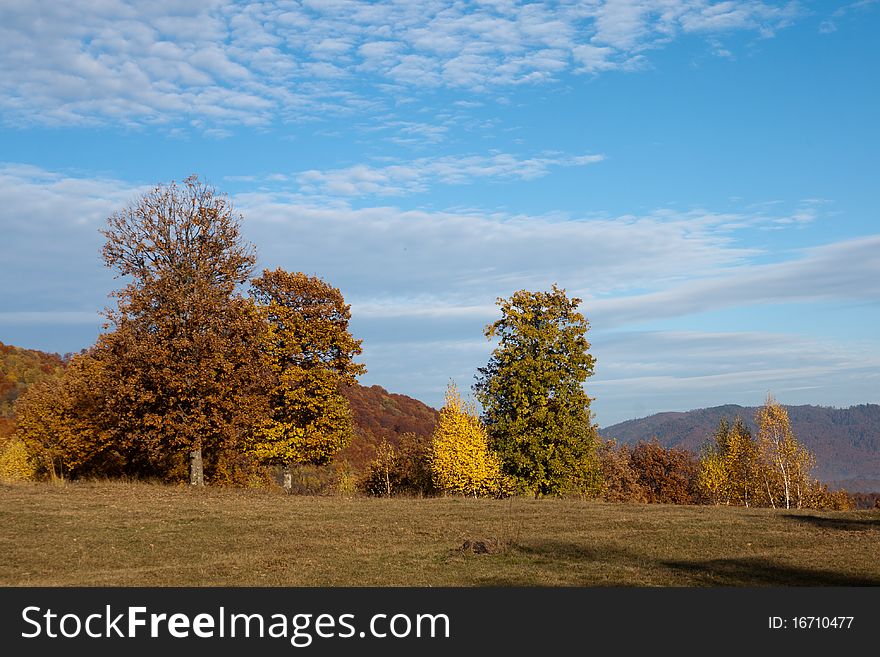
[339,383,439,471]
[0,342,67,440]
[0,342,66,417]
[601,404,880,491]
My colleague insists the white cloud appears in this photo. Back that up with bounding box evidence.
[0,163,143,314]
[237,196,762,306]
[2,163,863,329]
[0,1,802,130]
[295,152,605,196]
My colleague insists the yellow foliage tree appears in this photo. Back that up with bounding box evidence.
[246,269,365,489]
[756,394,814,509]
[698,417,760,507]
[698,448,729,505]
[724,418,759,507]
[429,383,502,497]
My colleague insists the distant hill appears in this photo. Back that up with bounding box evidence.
[0,341,67,440]
[601,404,880,492]
[0,341,66,418]
[339,383,439,471]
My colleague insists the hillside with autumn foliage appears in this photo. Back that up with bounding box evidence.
[339,383,438,471]
[0,342,66,416]
[0,341,68,440]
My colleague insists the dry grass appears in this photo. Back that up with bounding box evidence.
[1,481,878,586]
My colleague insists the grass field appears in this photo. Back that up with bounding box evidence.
[1,481,878,586]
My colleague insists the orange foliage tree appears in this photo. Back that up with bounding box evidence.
[99,175,270,483]
[629,440,700,504]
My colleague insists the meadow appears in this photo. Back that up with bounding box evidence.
[1,481,878,587]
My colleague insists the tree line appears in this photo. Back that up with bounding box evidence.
[0,176,866,509]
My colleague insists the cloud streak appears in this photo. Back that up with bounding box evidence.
[587,235,880,326]
[296,152,604,197]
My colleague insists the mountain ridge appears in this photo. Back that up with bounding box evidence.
[601,403,880,492]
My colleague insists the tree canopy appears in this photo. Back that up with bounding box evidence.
[429,382,503,497]
[756,394,814,509]
[98,176,270,482]
[246,269,365,469]
[474,285,600,497]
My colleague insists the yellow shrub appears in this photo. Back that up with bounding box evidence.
[429,383,502,497]
[0,437,37,482]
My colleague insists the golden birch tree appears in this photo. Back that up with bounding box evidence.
[755,394,814,509]
[698,447,729,505]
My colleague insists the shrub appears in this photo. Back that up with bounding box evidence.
[0,437,37,482]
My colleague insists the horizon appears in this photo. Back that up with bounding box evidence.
[1,1,878,426]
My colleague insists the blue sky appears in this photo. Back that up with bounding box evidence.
[1,0,878,426]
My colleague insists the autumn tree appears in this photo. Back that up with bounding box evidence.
[629,440,699,504]
[362,439,398,497]
[13,350,126,479]
[474,285,600,497]
[247,269,364,490]
[725,418,759,507]
[697,443,729,506]
[359,433,435,497]
[429,383,503,497]
[0,434,36,482]
[389,432,435,496]
[755,394,814,509]
[596,439,647,503]
[698,418,759,506]
[100,175,269,484]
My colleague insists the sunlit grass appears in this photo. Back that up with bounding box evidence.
[1,481,878,586]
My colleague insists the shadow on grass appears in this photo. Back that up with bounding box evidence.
[469,540,880,586]
[661,557,880,586]
[782,514,880,532]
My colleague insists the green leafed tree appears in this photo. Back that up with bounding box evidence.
[246,269,365,489]
[474,285,601,497]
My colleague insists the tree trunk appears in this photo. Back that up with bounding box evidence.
[282,463,292,493]
[764,478,775,509]
[189,448,204,486]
